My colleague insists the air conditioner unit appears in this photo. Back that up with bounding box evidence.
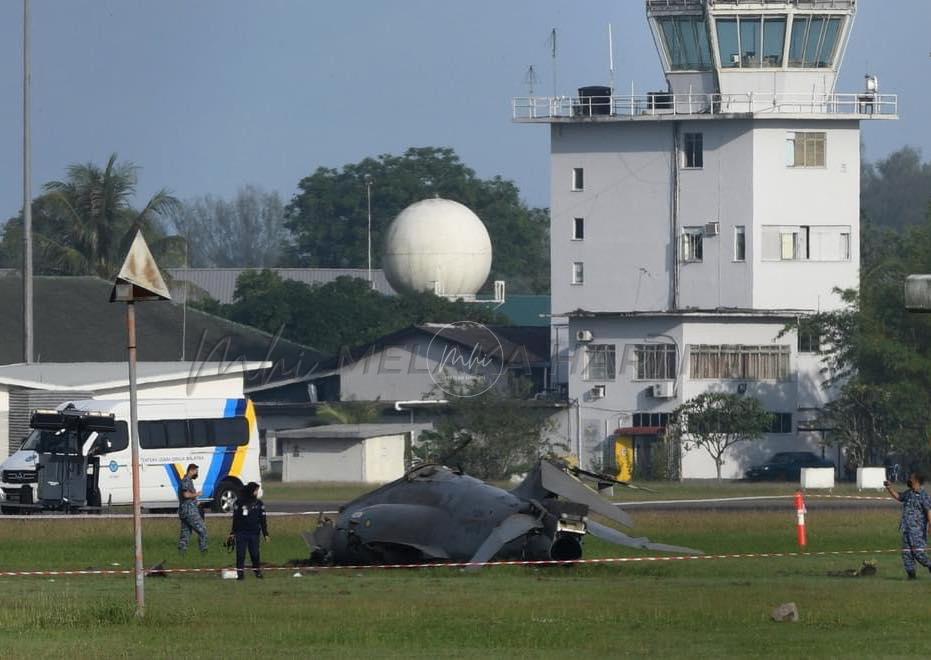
[704,221,720,237]
[576,329,593,343]
[651,382,675,399]
[591,385,606,399]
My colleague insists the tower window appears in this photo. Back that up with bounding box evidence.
[786,132,826,168]
[788,15,845,68]
[572,262,584,284]
[571,168,584,191]
[683,133,703,169]
[681,228,704,263]
[572,217,584,240]
[717,15,787,69]
[734,226,746,262]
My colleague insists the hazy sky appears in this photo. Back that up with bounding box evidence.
[0,0,927,220]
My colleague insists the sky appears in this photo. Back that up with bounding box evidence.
[0,0,928,220]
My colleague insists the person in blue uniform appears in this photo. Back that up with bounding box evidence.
[178,463,208,554]
[229,481,268,580]
[885,473,931,579]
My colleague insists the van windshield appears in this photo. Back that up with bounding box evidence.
[26,428,90,454]
[20,430,41,451]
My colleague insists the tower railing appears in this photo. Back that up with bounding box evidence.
[646,0,856,8]
[512,91,896,121]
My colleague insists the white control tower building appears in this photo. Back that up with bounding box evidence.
[513,0,896,478]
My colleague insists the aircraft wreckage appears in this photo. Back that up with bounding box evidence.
[305,459,702,567]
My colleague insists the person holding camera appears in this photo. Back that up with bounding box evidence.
[884,473,931,580]
[228,481,268,580]
[178,463,208,554]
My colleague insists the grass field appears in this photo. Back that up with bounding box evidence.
[0,506,925,659]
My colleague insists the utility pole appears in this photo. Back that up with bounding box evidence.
[23,0,33,364]
[365,174,374,288]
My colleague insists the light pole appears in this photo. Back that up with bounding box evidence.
[110,231,172,618]
[365,174,374,288]
[22,0,33,364]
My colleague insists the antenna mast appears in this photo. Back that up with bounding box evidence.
[608,23,615,91]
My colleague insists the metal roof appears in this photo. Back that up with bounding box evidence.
[167,268,395,303]
[0,361,268,391]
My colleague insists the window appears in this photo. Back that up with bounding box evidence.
[657,15,713,71]
[762,225,851,262]
[797,321,821,354]
[786,132,826,167]
[682,227,704,263]
[572,262,584,285]
[734,226,746,261]
[683,133,703,169]
[769,413,793,434]
[571,168,584,191]
[632,412,671,429]
[94,422,129,454]
[689,344,792,380]
[584,344,616,381]
[138,418,249,450]
[717,15,787,69]
[573,217,584,240]
[635,344,677,380]
[788,15,844,68]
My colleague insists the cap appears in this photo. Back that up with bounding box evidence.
[187,463,199,472]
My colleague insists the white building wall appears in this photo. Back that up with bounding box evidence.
[93,373,246,400]
[752,121,860,312]
[362,434,406,483]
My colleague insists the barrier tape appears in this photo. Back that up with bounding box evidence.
[0,511,337,521]
[0,548,908,578]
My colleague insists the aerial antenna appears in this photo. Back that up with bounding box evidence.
[548,28,557,96]
[524,65,539,96]
[608,23,615,91]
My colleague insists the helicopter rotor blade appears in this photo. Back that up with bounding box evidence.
[570,466,658,493]
[540,460,634,528]
[465,513,543,571]
[587,520,704,555]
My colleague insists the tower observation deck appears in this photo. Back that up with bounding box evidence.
[514,0,896,122]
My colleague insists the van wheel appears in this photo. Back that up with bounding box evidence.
[213,481,239,513]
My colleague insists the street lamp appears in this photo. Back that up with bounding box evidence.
[109,231,171,618]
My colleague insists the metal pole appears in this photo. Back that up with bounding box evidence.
[126,301,145,616]
[365,176,373,288]
[22,0,33,364]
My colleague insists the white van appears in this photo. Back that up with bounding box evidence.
[0,398,260,513]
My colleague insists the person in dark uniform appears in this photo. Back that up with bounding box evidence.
[885,473,931,579]
[229,481,268,580]
[178,463,208,554]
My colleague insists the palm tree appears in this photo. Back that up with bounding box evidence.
[40,153,183,278]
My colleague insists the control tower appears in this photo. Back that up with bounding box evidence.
[513,0,896,478]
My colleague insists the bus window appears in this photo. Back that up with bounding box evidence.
[164,420,188,449]
[139,421,168,450]
[211,418,249,447]
[91,422,129,454]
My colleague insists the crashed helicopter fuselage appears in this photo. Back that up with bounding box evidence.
[307,460,701,567]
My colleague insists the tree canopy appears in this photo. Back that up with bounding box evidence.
[861,146,931,232]
[197,270,511,355]
[283,147,550,294]
[0,154,183,277]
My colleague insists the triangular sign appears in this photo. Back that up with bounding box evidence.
[109,231,172,302]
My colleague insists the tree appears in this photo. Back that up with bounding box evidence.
[861,146,931,232]
[283,147,550,293]
[0,153,183,277]
[414,378,558,480]
[317,399,382,425]
[672,392,772,481]
[167,185,286,267]
[197,270,511,355]
[817,383,898,472]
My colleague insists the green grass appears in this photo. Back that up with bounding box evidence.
[0,510,921,659]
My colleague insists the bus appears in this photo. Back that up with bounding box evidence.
[0,398,260,513]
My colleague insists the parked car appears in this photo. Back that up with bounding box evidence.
[744,452,835,481]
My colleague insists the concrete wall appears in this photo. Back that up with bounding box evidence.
[752,120,860,312]
[362,434,406,483]
[281,438,363,482]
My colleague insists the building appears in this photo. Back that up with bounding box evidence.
[514,0,896,478]
[276,423,432,483]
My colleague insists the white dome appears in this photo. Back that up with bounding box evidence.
[382,198,492,297]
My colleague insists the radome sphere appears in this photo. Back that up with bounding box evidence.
[382,198,492,297]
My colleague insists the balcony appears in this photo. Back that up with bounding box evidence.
[512,91,897,122]
[646,0,856,8]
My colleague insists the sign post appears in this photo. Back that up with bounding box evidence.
[110,231,171,618]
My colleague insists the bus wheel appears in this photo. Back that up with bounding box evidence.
[213,481,239,513]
